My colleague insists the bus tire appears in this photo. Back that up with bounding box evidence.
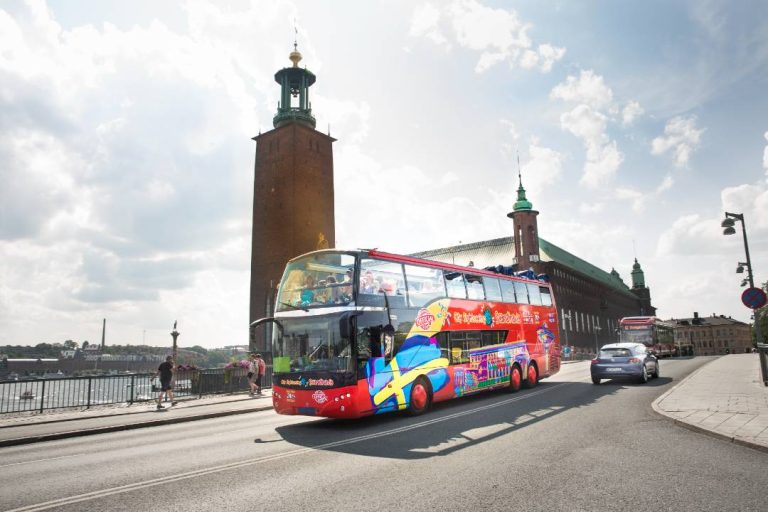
[524,363,538,389]
[509,365,522,393]
[408,377,432,416]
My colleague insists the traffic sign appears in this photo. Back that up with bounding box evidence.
[741,287,767,309]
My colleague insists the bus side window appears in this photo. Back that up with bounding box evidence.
[499,279,516,303]
[465,274,485,300]
[434,332,450,360]
[484,277,503,302]
[527,283,541,305]
[513,281,529,304]
[445,271,467,299]
[539,286,552,306]
[449,331,468,364]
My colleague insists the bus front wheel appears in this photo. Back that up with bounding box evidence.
[524,363,538,389]
[509,365,522,392]
[409,378,432,416]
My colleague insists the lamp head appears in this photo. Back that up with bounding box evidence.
[740,278,749,287]
[736,264,744,274]
[723,226,736,235]
[721,218,735,228]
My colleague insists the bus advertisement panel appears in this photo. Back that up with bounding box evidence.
[258,249,561,419]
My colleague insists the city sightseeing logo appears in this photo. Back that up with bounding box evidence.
[312,390,329,404]
[415,309,435,330]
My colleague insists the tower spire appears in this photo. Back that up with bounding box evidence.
[274,31,316,128]
[511,153,533,212]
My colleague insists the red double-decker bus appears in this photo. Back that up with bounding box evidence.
[618,316,678,357]
[253,249,561,419]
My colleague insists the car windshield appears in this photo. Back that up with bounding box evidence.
[600,348,633,358]
[272,315,352,373]
[276,252,357,311]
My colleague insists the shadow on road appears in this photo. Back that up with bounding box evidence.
[595,376,674,387]
[275,380,622,460]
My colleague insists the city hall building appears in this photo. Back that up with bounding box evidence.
[249,48,655,356]
[411,176,655,356]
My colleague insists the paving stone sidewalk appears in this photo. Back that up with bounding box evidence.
[652,353,768,453]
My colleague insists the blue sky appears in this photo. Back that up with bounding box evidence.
[1,0,766,348]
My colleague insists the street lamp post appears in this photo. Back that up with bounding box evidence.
[170,321,180,366]
[561,312,571,359]
[594,325,602,356]
[722,212,767,385]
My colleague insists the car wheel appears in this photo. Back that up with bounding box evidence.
[509,365,522,393]
[408,377,432,416]
[524,363,538,389]
[652,362,660,379]
[591,376,601,385]
[638,366,648,384]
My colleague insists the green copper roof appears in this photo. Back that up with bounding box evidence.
[410,236,637,299]
[513,181,533,211]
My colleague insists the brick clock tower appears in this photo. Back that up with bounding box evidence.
[249,45,336,352]
[507,172,540,270]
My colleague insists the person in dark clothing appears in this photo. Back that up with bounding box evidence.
[153,356,177,409]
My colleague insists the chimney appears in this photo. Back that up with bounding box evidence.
[693,312,699,319]
[101,318,106,350]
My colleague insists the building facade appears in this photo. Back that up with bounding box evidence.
[249,45,336,353]
[412,175,655,356]
[669,313,752,355]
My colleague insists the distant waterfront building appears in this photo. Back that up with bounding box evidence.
[249,44,336,354]
[668,312,752,355]
[412,174,655,355]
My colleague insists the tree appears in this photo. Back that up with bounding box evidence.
[63,340,78,350]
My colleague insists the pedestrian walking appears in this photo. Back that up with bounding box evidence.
[255,353,266,395]
[247,353,258,397]
[153,356,177,409]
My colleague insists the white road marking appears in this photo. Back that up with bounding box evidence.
[6,381,578,511]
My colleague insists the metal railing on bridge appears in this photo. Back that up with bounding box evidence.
[0,367,273,415]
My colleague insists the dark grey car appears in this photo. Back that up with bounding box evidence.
[591,342,659,384]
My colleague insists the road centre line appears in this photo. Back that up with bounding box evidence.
[7,381,575,512]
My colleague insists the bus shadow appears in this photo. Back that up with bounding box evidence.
[274,381,621,460]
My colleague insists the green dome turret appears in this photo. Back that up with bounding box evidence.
[273,43,316,129]
[512,172,533,212]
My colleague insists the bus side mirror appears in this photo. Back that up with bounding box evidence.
[380,324,395,359]
[339,312,361,339]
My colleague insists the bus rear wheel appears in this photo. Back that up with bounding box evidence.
[509,365,522,392]
[524,363,538,389]
[408,378,432,416]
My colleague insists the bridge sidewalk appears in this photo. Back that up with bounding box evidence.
[0,391,273,447]
[652,353,768,453]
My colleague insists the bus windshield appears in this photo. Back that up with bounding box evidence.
[272,315,352,373]
[620,327,652,345]
[276,252,357,311]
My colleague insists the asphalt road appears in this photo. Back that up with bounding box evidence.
[1,357,766,512]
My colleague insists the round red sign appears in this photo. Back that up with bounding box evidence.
[741,287,767,309]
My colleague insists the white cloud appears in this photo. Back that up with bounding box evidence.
[763,131,768,179]
[656,175,674,193]
[621,100,644,126]
[523,140,564,197]
[550,70,613,109]
[615,187,646,213]
[410,0,565,73]
[721,182,768,232]
[559,104,623,188]
[651,115,704,167]
[409,3,448,47]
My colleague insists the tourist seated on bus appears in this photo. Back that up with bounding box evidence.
[360,271,377,294]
